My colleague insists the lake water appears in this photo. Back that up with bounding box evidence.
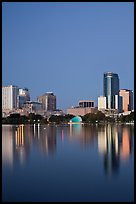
[2,123,134,202]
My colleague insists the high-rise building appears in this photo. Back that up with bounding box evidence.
[114,94,122,113]
[98,96,106,110]
[37,92,56,111]
[103,72,119,109]
[2,85,19,113]
[119,89,133,112]
[17,88,30,108]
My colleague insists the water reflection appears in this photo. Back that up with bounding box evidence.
[2,124,134,202]
[98,124,133,176]
[2,124,133,175]
[69,124,96,148]
[2,125,14,167]
[24,124,57,156]
[36,125,56,156]
[120,127,133,160]
[14,125,31,165]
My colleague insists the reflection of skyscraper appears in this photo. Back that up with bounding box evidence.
[14,125,31,165]
[2,125,31,167]
[104,125,120,175]
[98,124,120,176]
[98,125,107,154]
[2,125,14,167]
[15,125,24,147]
[98,124,133,176]
[103,72,119,109]
[120,127,131,160]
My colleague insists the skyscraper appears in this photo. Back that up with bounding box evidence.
[17,88,30,108]
[37,92,56,111]
[2,85,19,113]
[103,72,119,109]
[119,89,133,112]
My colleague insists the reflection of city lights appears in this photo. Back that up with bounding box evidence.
[62,129,64,142]
[15,130,18,148]
[120,129,130,160]
[15,125,24,147]
[38,124,40,139]
[34,124,36,136]
[19,148,25,165]
[69,124,72,139]
[45,136,48,154]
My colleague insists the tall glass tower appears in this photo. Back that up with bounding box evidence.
[104,72,119,109]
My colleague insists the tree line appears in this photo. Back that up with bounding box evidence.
[2,111,134,125]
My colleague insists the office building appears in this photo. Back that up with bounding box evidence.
[37,92,56,111]
[17,88,30,108]
[119,89,133,112]
[98,96,106,110]
[104,72,119,109]
[23,101,43,114]
[2,85,19,113]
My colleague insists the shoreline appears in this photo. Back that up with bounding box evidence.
[2,121,134,125]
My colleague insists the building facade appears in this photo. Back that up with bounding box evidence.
[37,92,56,111]
[104,72,119,109]
[79,100,95,108]
[119,89,133,112]
[67,107,98,116]
[2,85,19,113]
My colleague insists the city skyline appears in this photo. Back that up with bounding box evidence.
[2,71,133,112]
[2,2,134,111]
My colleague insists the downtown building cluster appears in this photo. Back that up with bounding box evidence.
[2,86,59,117]
[67,72,133,117]
[98,72,133,115]
[2,72,133,118]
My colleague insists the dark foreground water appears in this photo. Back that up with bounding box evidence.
[2,123,134,202]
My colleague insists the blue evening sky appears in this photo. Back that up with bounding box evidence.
[2,2,134,111]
